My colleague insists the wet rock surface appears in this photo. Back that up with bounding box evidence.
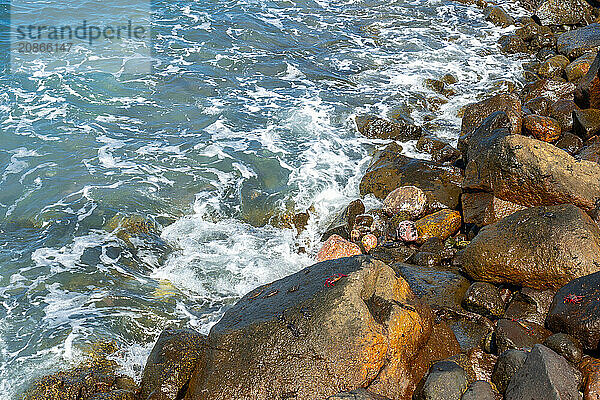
[543,333,583,364]
[413,360,468,400]
[462,282,505,319]
[463,205,600,290]
[356,115,422,141]
[139,328,207,400]
[576,52,600,110]
[505,344,582,400]
[460,94,522,138]
[24,342,137,400]
[462,134,600,213]
[522,114,561,142]
[359,143,463,210]
[574,108,600,140]
[558,24,600,60]
[322,199,365,241]
[534,0,593,26]
[327,389,391,400]
[495,318,552,354]
[546,271,600,351]
[492,349,529,394]
[186,256,455,400]
[460,380,499,400]
[317,234,362,262]
[461,192,525,227]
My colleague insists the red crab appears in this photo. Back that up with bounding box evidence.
[325,273,348,287]
[563,294,584,304]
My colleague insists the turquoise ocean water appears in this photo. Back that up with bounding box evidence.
[0,0,525,396]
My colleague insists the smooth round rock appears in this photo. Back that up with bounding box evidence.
[462,282,505,319]
[543,333,583,364]
[383,185,427,218]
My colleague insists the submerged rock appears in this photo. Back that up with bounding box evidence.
[359,143,463,210]
[186,256,458,400]
[24,342,136,400]
[356,115,422,141]
[317,234,362,262]
[546,271,600,351]
[462,205,600,290]
[505,345,582,400]
[484,6,514,27]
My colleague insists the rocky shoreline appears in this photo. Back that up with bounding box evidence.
[23,0,600,399]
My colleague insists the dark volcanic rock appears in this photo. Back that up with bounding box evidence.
[492,349,529,394]
[356,115,422,141]
[577,139,600,163]
[359,143,463,210]
[462,134,600,213]
[458,111,512,164]
[460,93,522,139]
[505,344,582,400]
[555,132,584,155]
[484,6,514,27]
[558,24,600,60]
[139,328,207,400]
[543,333,583,364]
[462,282,505,319]
[461,380,499,400]
[322,199,365,241]
[462,205,600,290]
[546,271,600,351]
[549,99,579,133]
[461,192,525,227]
[414,360,468,400]
[504,288,556,326]
[522,114,561,142]
[537,56,568,79]
[394,262,470,310]
[524,96,552,115]
[574,108,600,140]
[534,0,593,26]
[580,356,600,400]
[499,34,528,54]
[495,318,552,355]
[186,256,458,400]
[369,244,416,265]
[575,51,600,109]
[327,389,390,400]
